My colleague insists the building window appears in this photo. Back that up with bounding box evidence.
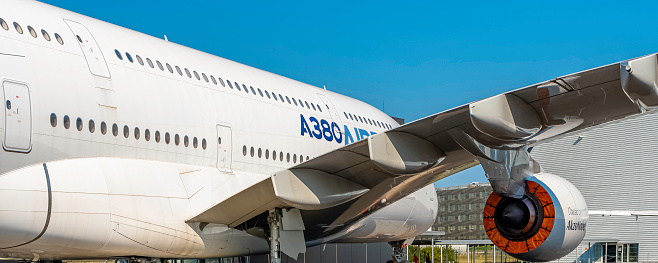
[449,204,455,212]
[448,216,455,222]
[448,195,455,200]
[469,214,477,221]
[470,203,477,210]
[439,206,445,212]
[459,215,466,222]
[469,193,476,198]
[439,195,445,201]
[459,193,465,200]
[458,204,466,211]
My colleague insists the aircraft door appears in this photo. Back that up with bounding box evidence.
[64,19,111,78]
[216,124,232,171]
[3,81,31,152]
[317,93,344,128]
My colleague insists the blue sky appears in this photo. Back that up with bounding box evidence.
[39,0,658,187]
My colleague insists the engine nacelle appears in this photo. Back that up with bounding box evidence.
[483,173,588,262]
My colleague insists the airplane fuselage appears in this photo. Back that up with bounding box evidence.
[0,0,437,260]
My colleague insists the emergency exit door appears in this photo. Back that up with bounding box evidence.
[216,124,232,171]
[3,81,31,152]
[64,19,111,78]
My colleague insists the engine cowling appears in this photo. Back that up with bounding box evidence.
[483,173,588,262]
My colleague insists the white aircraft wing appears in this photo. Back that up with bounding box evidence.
[189,53,658,232]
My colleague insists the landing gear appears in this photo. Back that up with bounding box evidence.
[388,240,410,263]
[267,208,282,263]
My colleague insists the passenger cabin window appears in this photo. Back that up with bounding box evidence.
[175,134,180,145]
[202,138,207,149]
[184,135,189,147]
[125,52,133,63]
[156,61,164,71]
[88,120,95,133]
[194,71,200,80]
[63,115,70,129]
[155,131,161,143]
[115,49,123,60]
[41,30,50,41]
[193,137,198,148]
[101,121,107,135]
[134,127,140,140]
[176,66,183,75]
[166,63,173,73]
[146,58,154,68]
[185,68,192,78]
[145,129,151,141]
[165,132,171,144]
[136,55,144,65]
[123,125,130,138]
[112,123,118,136]
[0,18,7,31]
[27,26,36,38]
[50,113,57,127]
[55,33,64,45]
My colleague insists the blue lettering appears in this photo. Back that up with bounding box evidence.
[370,131,377,135]
[309,117,322,139]
[344,125,354,145]
[300,114,312,137]
[321,119,334,141]
[332,122,343,144]
[354,127,361,140]
[359,128,370,139]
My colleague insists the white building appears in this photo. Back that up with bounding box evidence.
[531,111,658,263]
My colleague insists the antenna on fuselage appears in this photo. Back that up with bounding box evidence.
[164,35,169,42]
[323,85,326,90]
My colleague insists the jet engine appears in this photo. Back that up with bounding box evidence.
[483,173,588,262]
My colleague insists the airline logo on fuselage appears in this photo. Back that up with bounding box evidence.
[300,114,376,145]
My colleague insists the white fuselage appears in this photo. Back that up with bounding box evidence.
[0,0,437,260]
